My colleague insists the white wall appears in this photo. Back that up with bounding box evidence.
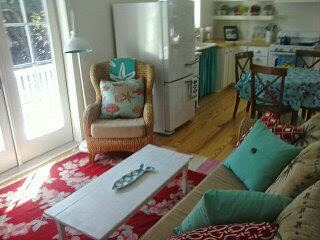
[66,0,156,106]
[68,0,115,106]
[58,0,155,140]
[275,2,320,32]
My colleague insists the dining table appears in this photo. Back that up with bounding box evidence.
[235,67,320,124]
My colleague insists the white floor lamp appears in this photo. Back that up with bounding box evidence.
[64,10,93,153]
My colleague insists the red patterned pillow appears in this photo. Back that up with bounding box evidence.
[168,222,278,240]
[235,112,302,148]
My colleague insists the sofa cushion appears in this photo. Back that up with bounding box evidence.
[100,78,144,119]
[273,180,320,240]
[295,113,320,149]
[266,141,320,198]
[174,190,292,235]
[140,165,246,240]
[168,222,278,240]
[224,120,301,191]
[91,118,146,138]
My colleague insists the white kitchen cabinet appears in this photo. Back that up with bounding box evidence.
[215,46,248,92]
[227,47,236,87]
[216,47,228,92]
[248,46,269,66]
[253,56,268,66]
[215,45,270,92]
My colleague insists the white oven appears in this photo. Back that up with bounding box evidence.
[268,31,320,67]
[268,49,296,67]
[268,45,316,67]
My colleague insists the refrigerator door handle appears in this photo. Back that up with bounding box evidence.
[185,59,200,67]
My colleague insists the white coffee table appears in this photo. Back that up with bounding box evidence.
[45,144,191,240]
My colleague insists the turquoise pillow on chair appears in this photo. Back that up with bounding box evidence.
[174,190,292,235]
[109,58,136,81]
[224,120,301,191]
[100,79,144,119]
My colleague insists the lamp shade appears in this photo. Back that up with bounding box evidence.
[64,30,93,53]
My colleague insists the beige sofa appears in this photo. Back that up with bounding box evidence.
[141,164,245,239]
[141,115,320,240]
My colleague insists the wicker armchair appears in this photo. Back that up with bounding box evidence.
[83,61,154,162]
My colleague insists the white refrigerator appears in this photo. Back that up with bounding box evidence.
[113,0,196,134]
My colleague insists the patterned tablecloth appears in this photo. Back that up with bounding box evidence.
[235,68,320,111]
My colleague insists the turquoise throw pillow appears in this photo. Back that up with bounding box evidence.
[109,58,136,81]
[224,120,301,191]
[100,79,144,119]
[174,190,292,235]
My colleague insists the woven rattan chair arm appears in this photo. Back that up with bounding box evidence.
[238,118,256,139]
[83,102,101,138]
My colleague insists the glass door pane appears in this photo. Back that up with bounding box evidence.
[0,0,73,163]
[1,0,65,140]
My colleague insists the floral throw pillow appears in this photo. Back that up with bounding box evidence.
[236,111,302,148]
[100,79,144,119]
[168,222,278,240]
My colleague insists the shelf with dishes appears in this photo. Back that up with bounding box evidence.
[274,0,320,2]
[213,15,273,20]
[213,1,274,19]
[212,0,274,2]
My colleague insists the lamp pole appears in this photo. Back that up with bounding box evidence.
[64,7,93,153]
[77,53,87,108]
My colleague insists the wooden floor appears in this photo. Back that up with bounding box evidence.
[154,86,248,161]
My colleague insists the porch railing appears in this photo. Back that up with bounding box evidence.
[13,63,64,140]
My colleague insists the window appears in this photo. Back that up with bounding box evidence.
[1,0,51,67]
[0,0,64,140]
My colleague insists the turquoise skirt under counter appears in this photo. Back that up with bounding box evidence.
[199,47,217,99]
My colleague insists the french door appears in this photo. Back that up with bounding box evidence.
[0,0,73,173]
[0,89,17,171]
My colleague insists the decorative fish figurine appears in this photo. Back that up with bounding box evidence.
[112,164,155,190]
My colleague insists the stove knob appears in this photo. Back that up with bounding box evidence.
[274,48,278,51]
[289,48,294,53]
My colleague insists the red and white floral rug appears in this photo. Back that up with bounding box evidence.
[0,152,205,240]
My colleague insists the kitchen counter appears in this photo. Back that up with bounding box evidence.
[206,39,271,48]
[195,42,217,51]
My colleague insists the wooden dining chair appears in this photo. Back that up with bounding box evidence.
[295,50,320,120]
[295,50,320,70]
[250,64,288,120]
[233,51,253,119]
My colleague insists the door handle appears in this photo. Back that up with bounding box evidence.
[185,59,200,67]
[185,80,193,98]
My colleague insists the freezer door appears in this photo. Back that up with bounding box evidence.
[165,76,195,132]
[162,0,195,82]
